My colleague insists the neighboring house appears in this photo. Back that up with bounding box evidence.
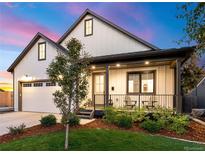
[7,9,194,114]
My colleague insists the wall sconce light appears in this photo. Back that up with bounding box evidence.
[22,75,33,81]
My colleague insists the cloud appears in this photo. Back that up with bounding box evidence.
[4,2,18,8]
[0,71,12,80]
[0,9,60,47]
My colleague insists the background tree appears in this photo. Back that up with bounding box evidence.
[177,2,205,93]
[177,2,205,55]
[47,38,90,149]
[181,55,205,94]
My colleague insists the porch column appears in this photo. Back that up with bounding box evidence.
[176,59,182,113]
[105,64,109,106]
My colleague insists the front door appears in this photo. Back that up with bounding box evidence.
[93,73,105,106]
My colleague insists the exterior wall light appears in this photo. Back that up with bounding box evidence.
[21,75,33,81]
[91,66,96,69]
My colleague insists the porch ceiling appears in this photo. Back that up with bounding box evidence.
[90,46,194,65]
[90,60,174,71]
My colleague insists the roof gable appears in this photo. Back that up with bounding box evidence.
[57,9,159,50]
[7,32,68,72]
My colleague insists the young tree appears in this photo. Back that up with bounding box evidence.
[47,38,90,149]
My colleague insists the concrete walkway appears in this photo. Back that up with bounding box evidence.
[0,112,94,136]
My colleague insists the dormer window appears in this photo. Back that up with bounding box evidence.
[38,42,46,60]
[84,18,93,36]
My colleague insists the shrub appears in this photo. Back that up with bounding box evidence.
[132,108,147,122]
[61,113,80,126]
[7,123,26,135]
[168,115,189,134]
[40,114,57,127]
[140,119,162,133]
[103,107,117,124]
[115,114,133,128]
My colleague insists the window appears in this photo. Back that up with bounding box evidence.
[84,19,93,36]
[128,73,140,93]
[38,42,46,60]
[141,73,154,93]
[33,82,43,87]
[127,71,155,94]
[94,74,104,94]
[46,82,56,86]
[23,83,32,87]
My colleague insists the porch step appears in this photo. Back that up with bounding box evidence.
[77,109,94,119]
[78,111,92,115]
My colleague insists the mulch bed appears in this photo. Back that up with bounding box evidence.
[0,124,64,144]
[1,119,205,144]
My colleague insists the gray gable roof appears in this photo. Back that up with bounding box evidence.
[7,32,68,72]
[57,9,159,50]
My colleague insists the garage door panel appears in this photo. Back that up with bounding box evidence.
[22,82,60,113]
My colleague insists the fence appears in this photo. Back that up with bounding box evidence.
[0,91,13,107]
[182,95,197,113]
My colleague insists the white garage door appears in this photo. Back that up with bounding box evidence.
[22,81,60,113]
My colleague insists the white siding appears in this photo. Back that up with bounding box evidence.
[13,38,60,111]
[60,14,151,57]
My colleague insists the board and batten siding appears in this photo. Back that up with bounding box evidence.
[13,38,60,111]
[60,14,151,57]
[87,65,175,108]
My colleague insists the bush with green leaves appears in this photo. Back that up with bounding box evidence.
[131,108,147,122]
[103,107,117,124]
[7,123,26,135]
[61,113,80,126]
[115,113,133,128]
[168,115,189,134]
[40,114,57,127]
[140,119,162,133]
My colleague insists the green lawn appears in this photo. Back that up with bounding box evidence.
[0,128,205,151]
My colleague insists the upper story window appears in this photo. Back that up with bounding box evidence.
[38,42,46,60]
[84,18,93,36]
[127,71,155,94]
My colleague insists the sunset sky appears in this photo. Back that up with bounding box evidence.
[0,2,204,84]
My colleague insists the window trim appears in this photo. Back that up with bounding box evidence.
[84,18,93,37]
[126,70,156,95]
[38,42,46,61]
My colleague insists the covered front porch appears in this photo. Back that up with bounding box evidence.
[81,48,193,113]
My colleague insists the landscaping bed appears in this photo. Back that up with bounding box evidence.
[1,118,204,144]
[0,123,64,144]
[82,119,205,143]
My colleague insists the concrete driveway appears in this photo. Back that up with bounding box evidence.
[0,112,94,136]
